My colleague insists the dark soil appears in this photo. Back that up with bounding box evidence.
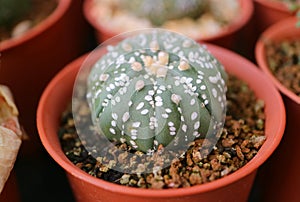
[265,39,300,96]
[0,0,57,42]
[58,75,266,189]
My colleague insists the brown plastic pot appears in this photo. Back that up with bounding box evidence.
[37,43,285,202]
[0,0,93,156]
[255,16,300,202]
[83,0,253,51]
[254,0,295,34]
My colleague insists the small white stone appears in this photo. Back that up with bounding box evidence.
[12,20,32,38]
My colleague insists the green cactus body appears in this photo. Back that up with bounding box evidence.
[0,0,31,27]
[87,30,227,153]
[120,0,208,26]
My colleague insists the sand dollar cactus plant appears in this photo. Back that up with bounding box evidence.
[86,30,227,154]
[120,0,209,26]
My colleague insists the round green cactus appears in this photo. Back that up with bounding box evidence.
[120,0,208,26]
[87,30,227,153]
[0,0,31,27]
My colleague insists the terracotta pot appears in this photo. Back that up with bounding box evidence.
[255,16,300,202]
[83,0,253,51]
[37,43,285,202]
[0,0,93,156]
[254,0,295,34]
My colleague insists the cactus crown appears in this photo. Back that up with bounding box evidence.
[120,0,208,26]
[87,30,227,154]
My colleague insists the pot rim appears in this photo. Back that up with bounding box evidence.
[37,43,286,198]
[255,16,300,105]
[0,0,71,51]
[83,0,253,42]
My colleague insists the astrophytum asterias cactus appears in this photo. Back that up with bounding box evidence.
[120,0,208,26]
[87,30,227,153]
